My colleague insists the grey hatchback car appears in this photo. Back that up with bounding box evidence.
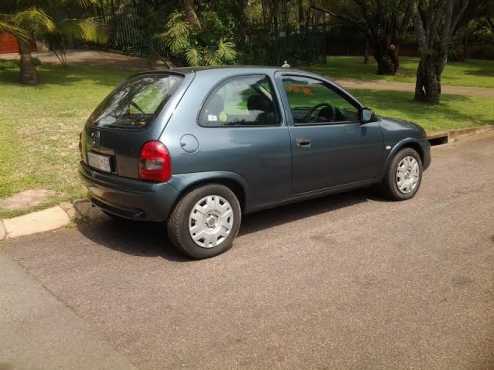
[80,66,431,259]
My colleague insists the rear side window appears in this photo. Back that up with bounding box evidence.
[89,74,183,128]
[199,75,280,127]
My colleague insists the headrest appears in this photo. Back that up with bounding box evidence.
[247,94,273,113]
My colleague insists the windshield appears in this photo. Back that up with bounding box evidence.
[88,74,183,128]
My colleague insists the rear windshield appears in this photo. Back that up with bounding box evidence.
[88,74,183,128]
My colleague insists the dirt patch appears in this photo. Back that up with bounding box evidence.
[451,275,474,288]
[0,189,55,210]
[1,50,153,70]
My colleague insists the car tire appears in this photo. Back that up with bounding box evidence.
[381,147,423,201]
[167,184,242,259]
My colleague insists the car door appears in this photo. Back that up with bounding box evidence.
[166,73,292,212]
[277,73,384,194]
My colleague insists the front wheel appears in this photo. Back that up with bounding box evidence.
[167,184,242,259]
[381,148,423,201]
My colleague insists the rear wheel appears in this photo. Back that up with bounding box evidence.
[167,184,241,259]
[381,148,423,201]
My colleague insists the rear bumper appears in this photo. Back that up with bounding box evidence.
[79,162,179,222]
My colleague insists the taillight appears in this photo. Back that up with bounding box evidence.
[138,141,171,182]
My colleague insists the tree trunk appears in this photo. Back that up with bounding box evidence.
[413,0,470,104]
[182,0,201,29]
[261,0,269,28]
[18,39,39,85]
[414,57,442,104]
[363,37,369,64]
[389,44,400,72]
[374,50,395,74]
[463,32,469,60]
[237,0,248,48]
[373,42,399,75]
[297,0,304,29]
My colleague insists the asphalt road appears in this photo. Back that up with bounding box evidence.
[2,133,494,370]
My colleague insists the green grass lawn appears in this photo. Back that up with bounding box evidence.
[0,62,131,217]
[353,89,494,132]
[0,60,492,217]
[306,56,494,88]
[282,81,493,132]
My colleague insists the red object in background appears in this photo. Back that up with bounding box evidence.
[0,32,20,54]
[0,33,36,54]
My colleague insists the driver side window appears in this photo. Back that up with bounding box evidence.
[282,76,359,125]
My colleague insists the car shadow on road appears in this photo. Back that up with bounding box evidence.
[239,188,374,236]
[75,188,382,262]
[75,212,187,261]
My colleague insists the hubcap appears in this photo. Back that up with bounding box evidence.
[396,156,420,194]
[189,195,234,249]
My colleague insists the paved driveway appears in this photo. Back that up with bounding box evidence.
[2,133,493,370]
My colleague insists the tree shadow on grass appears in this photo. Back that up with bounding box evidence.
[448,59,494,78]
[463,67,494,78]
[307,57,419,82]
[75,188,380,262]
[351,89,492,131]
[0,62,139,88]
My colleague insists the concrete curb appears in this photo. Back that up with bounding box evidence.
[0,125,493,241]
[448,125,494,141]
[0,200,103,241]
[427,125,494,145]
[2,206,71,239]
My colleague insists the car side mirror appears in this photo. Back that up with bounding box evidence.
[360,108,374,123]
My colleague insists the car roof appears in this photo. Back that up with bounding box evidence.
[135,65,310,76]
[130,65,362,109]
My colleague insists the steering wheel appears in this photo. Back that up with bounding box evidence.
[303,103,335,123]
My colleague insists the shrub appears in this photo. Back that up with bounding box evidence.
[161,10,237,66]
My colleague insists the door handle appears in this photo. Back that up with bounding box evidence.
[296,138,311,148]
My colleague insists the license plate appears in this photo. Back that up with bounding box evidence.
[87,152,111,173]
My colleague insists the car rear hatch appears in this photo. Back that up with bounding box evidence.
[80,71,190,180]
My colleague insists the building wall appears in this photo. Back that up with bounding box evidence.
[0,32,20,54]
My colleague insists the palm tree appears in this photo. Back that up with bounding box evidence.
[0,8,55,84]
[162,10,237,66]
[0,0,104,84]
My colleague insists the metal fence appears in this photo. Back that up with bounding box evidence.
[101,9,167,57]
[99,9,366,65]
[243,24,365,65]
